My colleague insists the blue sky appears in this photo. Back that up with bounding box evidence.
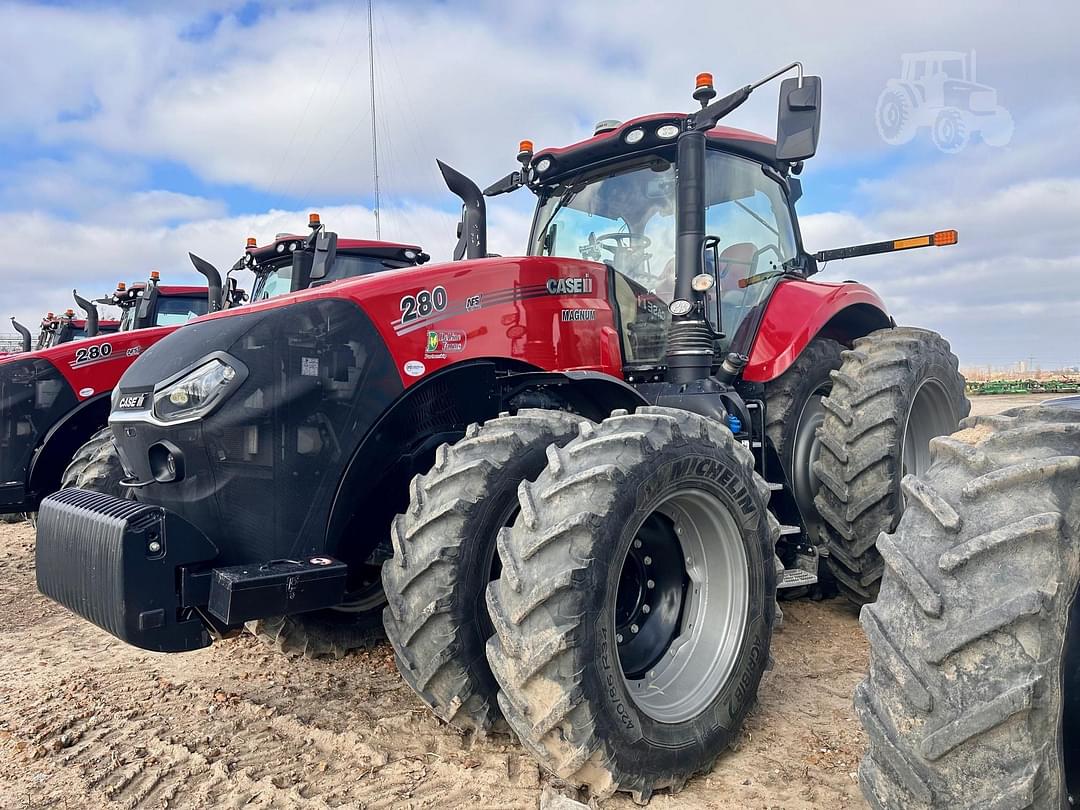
[1,0,1078,368]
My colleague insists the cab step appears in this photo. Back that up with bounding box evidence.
[778,568,818,589]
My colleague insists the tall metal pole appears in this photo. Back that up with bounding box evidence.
[367,0,381,239]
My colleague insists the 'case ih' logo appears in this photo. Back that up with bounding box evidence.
[546,276,593,295]
[117,393,147,409]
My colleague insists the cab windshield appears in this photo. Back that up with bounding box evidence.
[529,149,799,363]
[154,294,209,326]
[250,254,414,301]
[118,293,208,330]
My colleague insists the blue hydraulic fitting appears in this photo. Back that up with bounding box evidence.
[727,413,742,434]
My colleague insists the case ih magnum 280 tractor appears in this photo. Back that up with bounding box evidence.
[37,65,968,801]
[1,268,221,522]
[1,224,427,522]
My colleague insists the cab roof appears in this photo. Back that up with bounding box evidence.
[245,235,423,264]
[532,113,778,182]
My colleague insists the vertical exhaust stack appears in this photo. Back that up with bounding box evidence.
[437,160,487,260]
[188,254,224,313]
[73,290,99,338]
[11,318,31,353]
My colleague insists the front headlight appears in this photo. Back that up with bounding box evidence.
[152,358,239,423]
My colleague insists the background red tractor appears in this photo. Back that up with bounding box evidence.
[36,64,968,801]
[1,223,427,522]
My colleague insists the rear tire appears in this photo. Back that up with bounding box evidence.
[486,407,778,801]
[382,409,585,734]
[814,327,968,604]
[247,601,385,659]
[764,336,843,544]
[856,406,1080,808]
[60,427,127,496]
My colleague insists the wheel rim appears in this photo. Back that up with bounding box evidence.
[332,565,386,613]
[901,378,959,480]
[616,489,749,724]
[791,387,829,537]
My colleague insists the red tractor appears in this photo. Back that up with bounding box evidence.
[32,308,120,350]
[1,223,427,521]
[36,65,968,801]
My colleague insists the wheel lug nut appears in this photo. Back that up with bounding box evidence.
[616,633,624,643]
[643,556,652,565]
[642,604,651,614]
[630,624,639,634]
[633,539,642,549]
[647,579,655,589]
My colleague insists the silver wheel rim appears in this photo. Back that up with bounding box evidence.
[618,489,750,724]
[901,377,958,480]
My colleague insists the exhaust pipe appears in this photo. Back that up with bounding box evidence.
[437,160,487,260]
[188,253,224,313]
[11,318,31,353]
[73,290,99,337]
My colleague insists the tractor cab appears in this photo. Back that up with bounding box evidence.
[99,273,213,332]
[472,67,823,383]
[243,213,429,302]
[520,115,802,367]
[34,310,121,350]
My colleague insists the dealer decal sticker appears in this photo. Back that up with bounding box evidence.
[424,330,466,359]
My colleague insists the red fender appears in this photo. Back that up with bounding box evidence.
[743,279,891,383]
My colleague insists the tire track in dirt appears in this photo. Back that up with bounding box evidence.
[0,515,873,809]
[1,664,543,808]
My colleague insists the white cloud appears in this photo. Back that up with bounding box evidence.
[0,194,529,331]
[1,0,1077,368]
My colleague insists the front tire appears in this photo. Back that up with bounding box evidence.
[486,407,778,802]
[60,427,128,497]
[856,406,1080,808]
[814,327,969,604]
[382,409,585,734]
[932,108,969,153]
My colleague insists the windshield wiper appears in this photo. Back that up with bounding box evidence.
[535,184,582,254]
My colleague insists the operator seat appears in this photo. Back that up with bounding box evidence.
[715,242,756,290]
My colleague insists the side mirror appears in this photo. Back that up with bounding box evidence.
[776,75,821,162]
[309,230,338,282]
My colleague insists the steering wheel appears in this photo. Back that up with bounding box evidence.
[596,232,652,253]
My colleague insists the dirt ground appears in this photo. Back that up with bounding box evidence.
[0,394,1033,809]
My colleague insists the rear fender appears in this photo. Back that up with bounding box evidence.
[743,280,891,383]
[26,392,111,508]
